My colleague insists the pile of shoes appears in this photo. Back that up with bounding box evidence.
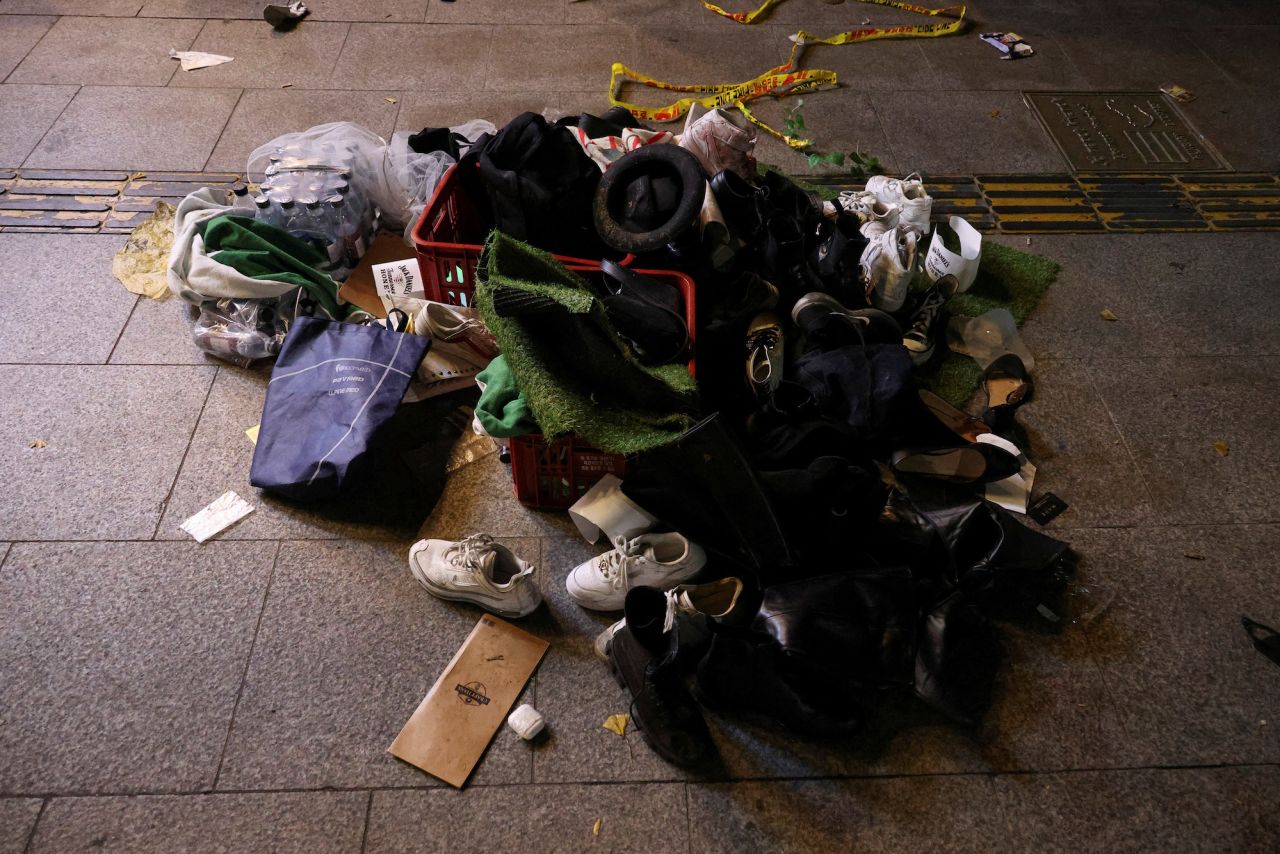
[163,103,1071,771]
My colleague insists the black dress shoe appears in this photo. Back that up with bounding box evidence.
[709,168,766,243]
[891,443,1021,484]
[811,212,869,305]
[982,353,1034,432]
[609,586,714,768]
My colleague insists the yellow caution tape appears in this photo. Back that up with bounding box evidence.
[609,0,966,148]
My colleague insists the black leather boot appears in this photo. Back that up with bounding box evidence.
[608,586,714,769]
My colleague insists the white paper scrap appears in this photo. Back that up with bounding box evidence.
[977,433,1035,514]
[168,49,234,72]
[180,490,254,543]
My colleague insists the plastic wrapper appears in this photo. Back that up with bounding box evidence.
[946,308,1036,371]
[188,287,315,367]
[385,133,453,241]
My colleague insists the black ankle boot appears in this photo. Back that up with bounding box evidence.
[608,586,714,768]
[812,213,870,306]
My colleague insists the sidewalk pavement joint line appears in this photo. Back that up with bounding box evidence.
[212,541,282,790]
[359,790,374,854]
[19,797,48,854]
[202,87,247,173]
[104,293,142,365]
[4,761,1278,799]
[148,364,219,541]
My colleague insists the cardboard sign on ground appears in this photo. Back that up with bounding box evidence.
[337,232,419,317]
[388,615,548,788]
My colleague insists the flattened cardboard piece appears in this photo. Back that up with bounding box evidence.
[338,232,416,317]
[389,615,548,788]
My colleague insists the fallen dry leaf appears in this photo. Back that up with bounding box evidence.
[990,109,1001,118]
[385,97,397,104]
[592,818,603,837]
[28,438,47,449]
[602,713,629,737]
[1100,308,1119,321]
[1213,440,1229,457]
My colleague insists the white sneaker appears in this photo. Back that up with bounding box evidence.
[864,172,932,236]
[860,224,918,313]
[593,577,745,660]
[409,301,498,397]
[837,190,899,228]
[566,532,707,611]
[409,533,542,618]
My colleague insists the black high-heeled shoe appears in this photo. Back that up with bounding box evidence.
[982,353,1034,432]
[890,443,1022,484]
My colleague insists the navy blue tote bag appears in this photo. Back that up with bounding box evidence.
[250,316,430,501]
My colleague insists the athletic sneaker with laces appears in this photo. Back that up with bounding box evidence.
[410,301,499,396]
[791,292,901,349]
[860,223,918,313]
[746,312,784,400]
[837,190,899,228]
[864,172,933,235]
[902,274,959,365]
[409,533,542,618]
[566,532,707,611]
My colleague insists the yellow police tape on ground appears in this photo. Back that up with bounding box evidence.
[608,0,967,147]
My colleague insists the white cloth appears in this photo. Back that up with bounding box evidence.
[568,474,659,544]
[568,126,676,172]
[167,187,301,305]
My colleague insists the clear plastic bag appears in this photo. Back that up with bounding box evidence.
[384,133,453,242]
[188,287,318,367]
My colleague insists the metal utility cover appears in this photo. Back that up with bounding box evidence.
[1025,91,1230,173]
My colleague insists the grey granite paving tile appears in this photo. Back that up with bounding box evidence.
[1186,25,1280,87]
[427,0,563,25]
[394,91,565,133]
[171,20,350,90]
[0,365,214,541]
[8,17,201,87]
[1064,525,1280,767]
[109,297,215,366]
[367,784,688,853]
[30,792,366,853]
[142,0,427,20]
[417,451,579,541]
[1089,356,1280,525]
[0,15,54,81]
[206,88,400,173]
[564,0,710,27]
[0,1,141,14]
[0,542,273,794]
[25,86,241,171]
[1009,234,1176,361]
[329,24,491,91]
[920,31,1085,91]
[0,799,41,854]
[1010,357,1157,529]
[1056,26,1228,90]
[0,234,133,364]
[217,539,538,789]
[688,775,1007,853]
[0,84,78,168]
[995,766,1280,852]
[868,90,1066,174]
[0,543,10,569]
[525,536,687,783]
[486,24,785,93]
[157,366,438,541]
[1178,79,1280,172]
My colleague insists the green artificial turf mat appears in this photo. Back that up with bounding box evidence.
[914,241,1059,407]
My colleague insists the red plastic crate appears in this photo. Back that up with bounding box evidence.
[508,266,697,509]
[411,162,629,306]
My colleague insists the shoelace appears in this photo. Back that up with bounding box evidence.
[596,536,647,590]
[447,533,495,572]
[909,287,950,337]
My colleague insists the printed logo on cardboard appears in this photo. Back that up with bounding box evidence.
[455,681,490,706]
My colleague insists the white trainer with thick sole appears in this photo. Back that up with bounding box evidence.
[566,532,707,612]
[864,172,933,236]
[409,533,542,618]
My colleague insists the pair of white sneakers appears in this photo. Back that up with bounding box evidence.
[406,528,708,619]
[838,173,933,236]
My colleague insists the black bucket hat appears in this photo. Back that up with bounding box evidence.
[593,144,707,255]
